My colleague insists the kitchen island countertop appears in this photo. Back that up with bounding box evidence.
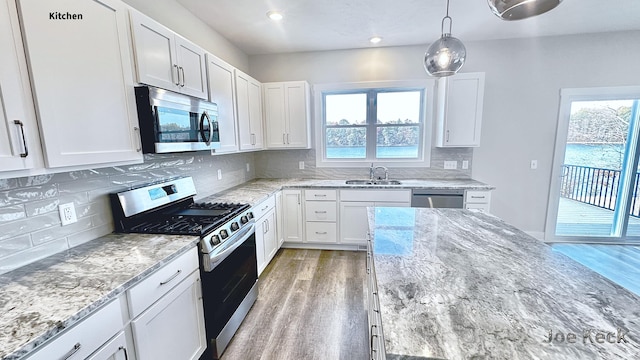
[367,207,640,359]
[0,233,199,360]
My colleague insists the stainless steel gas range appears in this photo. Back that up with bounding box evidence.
[110,177,258,359]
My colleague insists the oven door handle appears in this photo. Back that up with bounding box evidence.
[205,223,255,272]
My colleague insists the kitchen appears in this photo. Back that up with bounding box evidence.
[1,0,640,359]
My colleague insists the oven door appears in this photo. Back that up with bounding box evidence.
[200,225,257,359]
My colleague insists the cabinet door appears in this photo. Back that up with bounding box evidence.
[86,331,128,360]
[0,0,40,172]
[131,270,206,360]
[248,77,264,149]
[130,10,178,92]
[256,216,266,275]
[264,209,278,264]
[282,190,304,243]
[436,72,485,147]
[235,71,254,150]
[340,201,374,245]
[207,54,238,153]
[19,0,142,168]
[175,36,207,99]
[284,82,311,148]
[275,191,284,248]
[263,83,287,148]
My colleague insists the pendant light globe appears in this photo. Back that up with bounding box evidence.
[424,0,466,77]
[488,0,562,21]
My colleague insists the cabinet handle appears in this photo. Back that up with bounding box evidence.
[446,129,450,142]
[173,64,180,86]
[118,346,129,360]
[314,194,327,197]
[470,196,485,199]
[314,211,327,214]
[283,133,286,144]
[297,194,300,205]
[159,269,182,285]
[179,66,185,87]
[315,231,327,235]
[133,127,142,152]
[251,133,256,145]
[61,342,81,360]
[287,133,290,144]
[370,325,378,356]
[13,120,28,158]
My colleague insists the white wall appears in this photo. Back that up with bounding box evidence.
[249,30,640,234]
[122,0,249,71]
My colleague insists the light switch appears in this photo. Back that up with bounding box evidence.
[299,161,305,170]
[217,169,222,180]
[462,160,469,170]
[444,161,457,170]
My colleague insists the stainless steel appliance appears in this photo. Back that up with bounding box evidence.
[110,177,257,359]
[134,86,220,153]
[411,189,465,208]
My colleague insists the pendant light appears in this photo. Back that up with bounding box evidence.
[424,0,466,77]
[488,0,562,21]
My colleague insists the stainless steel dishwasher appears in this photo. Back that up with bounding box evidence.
[410,189,465,208]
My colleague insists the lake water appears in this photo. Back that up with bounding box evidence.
[564,143,625,170]
[327,146,418,159]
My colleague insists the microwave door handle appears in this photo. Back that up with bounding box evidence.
[200,111,212,146]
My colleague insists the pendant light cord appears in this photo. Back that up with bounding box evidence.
[441,0,453,35]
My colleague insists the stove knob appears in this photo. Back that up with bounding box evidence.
[230,222,240,231]
[240,216,248,224]
[247,212,254,219]
[210,235,221,246]
[219,229,229,239]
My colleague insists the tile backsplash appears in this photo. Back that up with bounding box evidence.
[0,152,255,275]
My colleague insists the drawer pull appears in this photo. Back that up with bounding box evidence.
[13,120,29,158]
[314,211,327,214]
[470,196,485,199]
[315,231,327,235]
[61,342,81,360]
[370,325,378,355]
[119,346,129,360]
[159,269,182,286]
[314,194,327,197]
[262,205,269,211]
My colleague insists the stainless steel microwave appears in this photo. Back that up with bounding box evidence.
[134,86,220,153]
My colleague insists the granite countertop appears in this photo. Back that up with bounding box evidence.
[0,233,199,360]
[367,208,640,359]
[202,178,494,206]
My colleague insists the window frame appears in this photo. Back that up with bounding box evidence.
[314,80,435,168]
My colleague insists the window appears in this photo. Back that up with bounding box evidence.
[315,80,434,168]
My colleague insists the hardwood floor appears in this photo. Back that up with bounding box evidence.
[221,249,369,360]
[552,243,640,296]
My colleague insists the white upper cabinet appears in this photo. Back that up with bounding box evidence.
[18,0,143,168]
[130,10,207,99]
[0,0,42,173]
[206,54,239,154]
[264,81,311,149]
[435,72,485,147]
[235,70,264,151]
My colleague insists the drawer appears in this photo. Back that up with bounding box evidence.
[25,298,124,360]
[305,201,337,222]
[340,189,411,202]
[466,202,490,212]
[305,222,337,243]
[128,246,198,318]
[305,189,337,201]
[465,190,491,204]
[252,195,276,220]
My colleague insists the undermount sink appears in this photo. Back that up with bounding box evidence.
[345,179,402,185]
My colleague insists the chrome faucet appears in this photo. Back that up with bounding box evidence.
[369,163,389,181]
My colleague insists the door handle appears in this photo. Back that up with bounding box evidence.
[173,64,180,86]
[13,120,28,158]
[179,66,185,87]
[133,127,142,152]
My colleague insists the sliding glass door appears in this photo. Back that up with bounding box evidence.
[546,87,640,243]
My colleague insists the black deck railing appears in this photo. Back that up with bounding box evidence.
[560,164,640,217]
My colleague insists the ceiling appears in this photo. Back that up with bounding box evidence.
[177,0,640,55]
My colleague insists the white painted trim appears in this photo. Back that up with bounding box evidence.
[525,231,545,241]
[313,79,436,168]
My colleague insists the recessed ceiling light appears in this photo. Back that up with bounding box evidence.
[369,36,383,44]
[267,11,283,21]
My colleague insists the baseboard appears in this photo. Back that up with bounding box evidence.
[281,242,365,251]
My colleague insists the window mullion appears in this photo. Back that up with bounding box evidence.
[366,90,377,160]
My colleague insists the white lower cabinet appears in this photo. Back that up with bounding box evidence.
[464,190,492,212]
[282,190,304,243]
[254,195,277,275]
[275,191,285,248]
[304,189,338,244]
[86,331,129,360]
[339,190,411,246]
[131,270,206,360]
[25,297,126,360]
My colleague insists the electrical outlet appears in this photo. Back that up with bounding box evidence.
[299,161,305,170]
[530,160,538,170]
[246,163,250,172]
[217,169,222,180]
[59,202,77,226]
[444,161,457,170]
[462,160,469,170]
